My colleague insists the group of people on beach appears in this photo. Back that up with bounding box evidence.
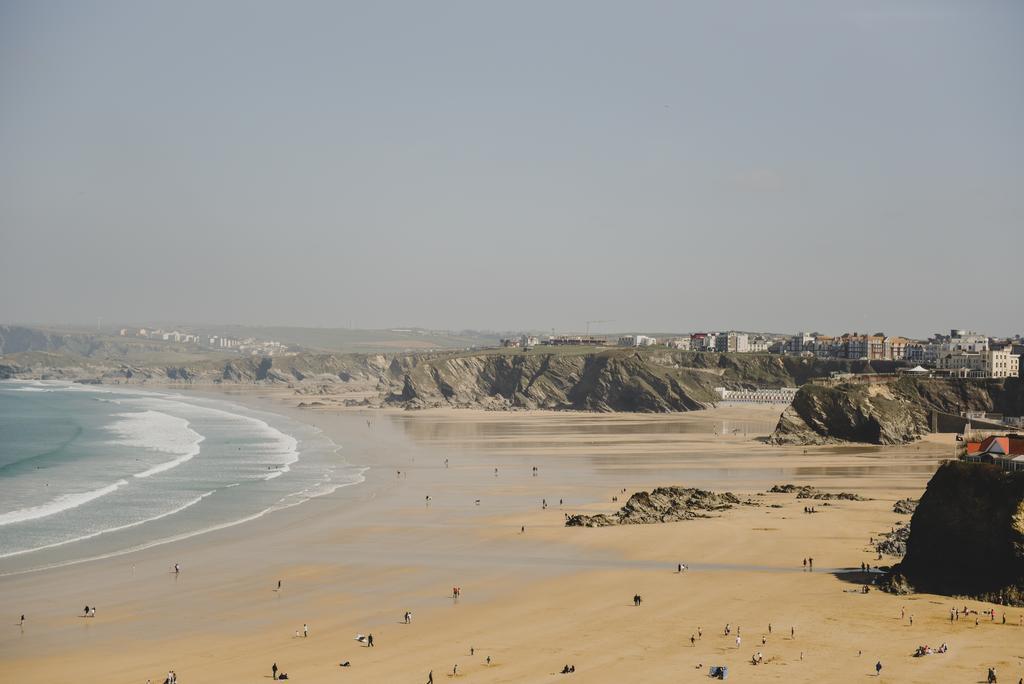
[801,557,814,570]
[82,605,96,618]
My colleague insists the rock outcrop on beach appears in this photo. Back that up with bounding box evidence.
[767,484,868,501]
[565,487,747,527]
[770,377,1024,445]
[876,523,911,558]
[885,461,1024,605]
[892,498,918,515]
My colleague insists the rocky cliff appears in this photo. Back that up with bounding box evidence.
[1,343,915,414]
[383,352,715,411]
[770,377,1024,445]
[887,461,1024,605]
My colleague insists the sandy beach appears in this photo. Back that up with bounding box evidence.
[2,393,1022,683]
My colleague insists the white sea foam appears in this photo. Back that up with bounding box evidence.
[104,410,205,479]
[0,490,216,559]
[0,472,366,576]
[0,479,130,527]
[0,384,363,572]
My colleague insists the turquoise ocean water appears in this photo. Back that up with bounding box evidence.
[0,381,362,571]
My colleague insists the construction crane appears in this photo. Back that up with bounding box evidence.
[585,320,613,335]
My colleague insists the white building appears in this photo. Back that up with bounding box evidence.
[618,335,657,347]
[938,349,1019,379]
[945,330,989,353]
[667,337,691,350]
[748,336,770,353]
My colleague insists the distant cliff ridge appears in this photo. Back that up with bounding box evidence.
[0,344,907,414]
[770,377,1024,445]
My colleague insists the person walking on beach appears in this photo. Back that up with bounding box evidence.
[802,558,806,570]
[404,611,412,624]
[272,662,278,680]
[303,623,308,637]
[427,671,433,684]
[698,626,702,639]
[690,634,696,647]
[174,563,180,575]
[367,633,374,647]
[20,614,24,626]
[277,579,281,591]
[791,626,795,639]
[875,661,882,676]
[808,557,813,570]
[452,663,458,677]
[736,635,741,649]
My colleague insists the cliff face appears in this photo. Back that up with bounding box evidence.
[1,344,917,414]
[385,352,712,411]
[771,377,1024,445]
[891,461,1024,604]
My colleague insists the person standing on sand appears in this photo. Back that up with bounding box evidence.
[303,623,309,637]
[802,558,806,570]
[808,558,813,570]
[453,663,458,676]
[698,626,702,639]
[277,580,281,590]
[690,634,696,647]
[20,614,24,626]
[736,635,741,649]
[791,626,795,639]
[367,633,374,647]
[427,671,433,684]
[875,661,882,676]
[272,662,278,680]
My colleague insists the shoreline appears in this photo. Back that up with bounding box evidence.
[0,384,373,576]
[2,389,1022,683]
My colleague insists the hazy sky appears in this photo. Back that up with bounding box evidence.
[1,1,1021,337]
